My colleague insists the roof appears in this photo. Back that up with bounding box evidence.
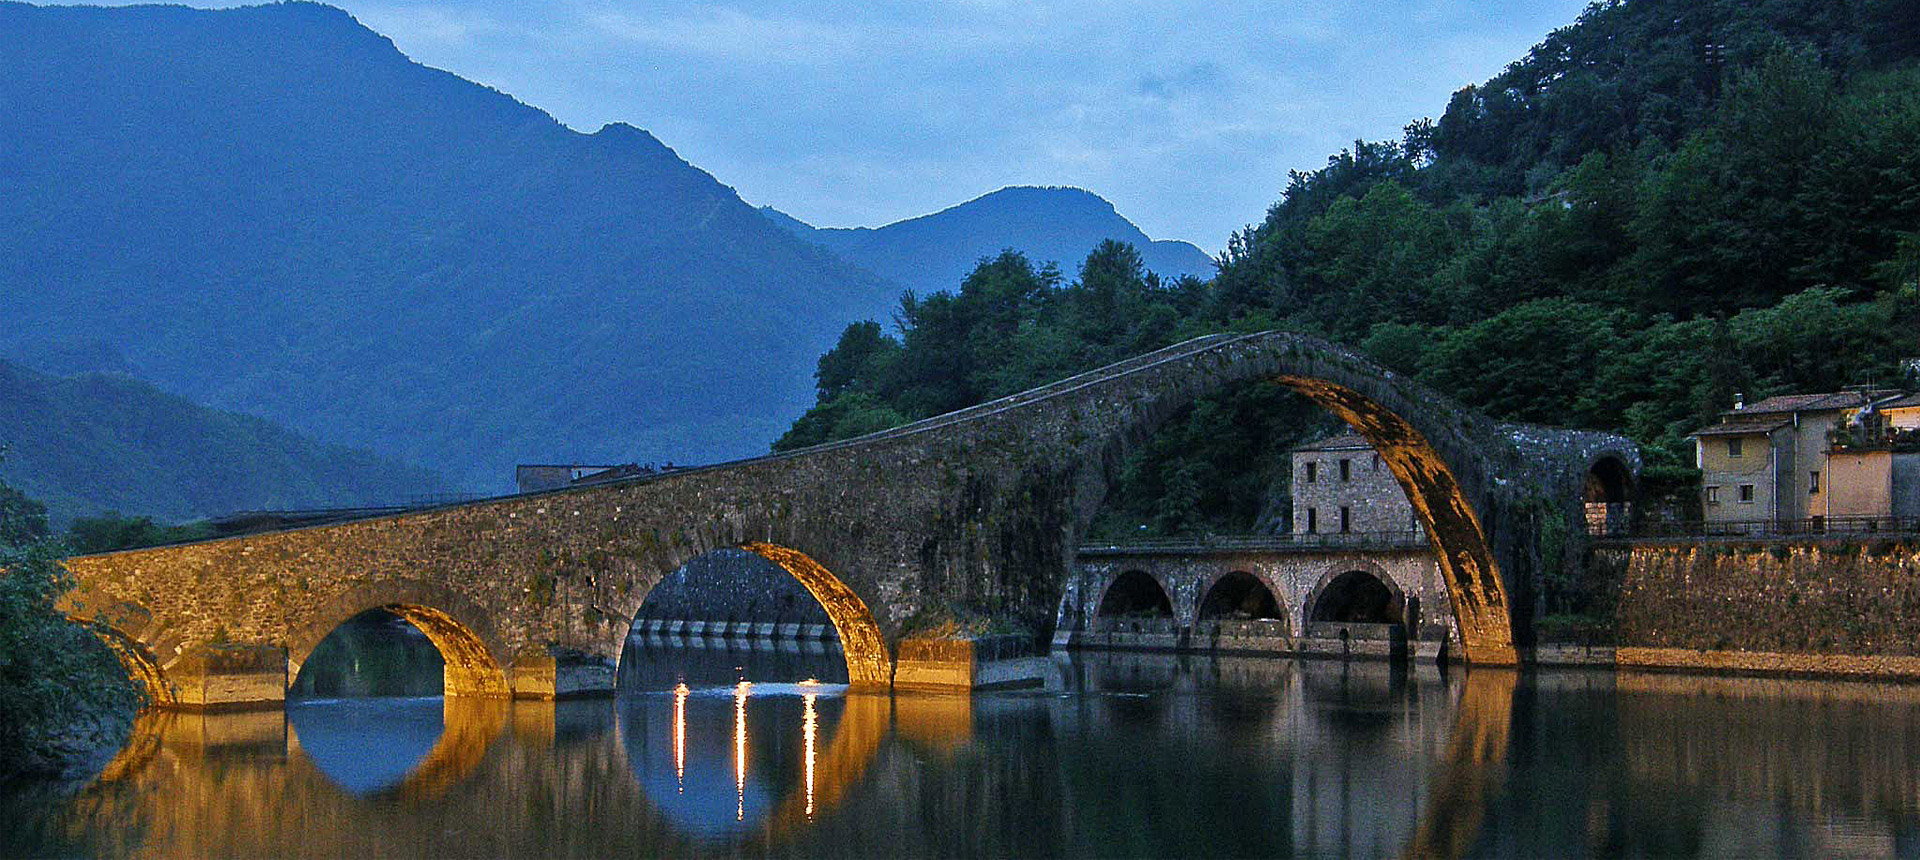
[1877,392,1920,411]
[1293,432,1372,452]
[1690,418,1790,438]
[1731,389,1903,416]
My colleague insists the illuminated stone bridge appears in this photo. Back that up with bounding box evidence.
[60,331,1637,707]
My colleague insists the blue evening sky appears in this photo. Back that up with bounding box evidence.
[104,1,1595,251]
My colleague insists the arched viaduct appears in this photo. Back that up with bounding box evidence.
[58,331,1638,706]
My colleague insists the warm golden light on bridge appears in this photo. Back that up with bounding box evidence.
[733,681,750,822]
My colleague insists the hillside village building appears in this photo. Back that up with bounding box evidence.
[1689,389,1920,530]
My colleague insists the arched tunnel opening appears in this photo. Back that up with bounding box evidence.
[1584,455,1635,537]
[1310,570,1404,626]
[1197,571,1284,623]
[1096,570,1175,618]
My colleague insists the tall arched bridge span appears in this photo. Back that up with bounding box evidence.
[60,331,1637,706]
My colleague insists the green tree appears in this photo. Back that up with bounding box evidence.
[0,463,144,777]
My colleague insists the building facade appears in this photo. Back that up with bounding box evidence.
[1289,433,1421,536]
[1690,389,1916,529]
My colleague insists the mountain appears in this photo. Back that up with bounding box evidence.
[0,360,453,528]
[0,2,899,490]
[762,187,1216,300]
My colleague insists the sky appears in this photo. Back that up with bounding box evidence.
[112,0,1594,252]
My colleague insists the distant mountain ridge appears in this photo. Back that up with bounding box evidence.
[0,1,899,491]
[0,360,452,528]
[762,186,1216,299]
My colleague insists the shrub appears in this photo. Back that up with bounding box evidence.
[0,540,145,778]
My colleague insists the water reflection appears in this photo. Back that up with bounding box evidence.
[287,698,442,794]
[16,652,1920,857]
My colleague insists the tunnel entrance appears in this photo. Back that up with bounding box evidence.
[1097,570,1174,618]
[1310,570,1404,626]
[1197,571,1284,623]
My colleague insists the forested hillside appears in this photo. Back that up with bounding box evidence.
[779,0,1920,537]
[0,2,897,491]
[762,186,1216,299]
[0,360,451,528]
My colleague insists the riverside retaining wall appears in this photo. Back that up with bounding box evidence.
[1589,537,1920,678]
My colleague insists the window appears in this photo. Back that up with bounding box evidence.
[1738,484,1755,503]
[1340,459,1352,481]
[1340,506,1352,533]
[1304,461,1317,483]
[1371,454,1380,470]
[1705,486,1720,505]
[1810,471,1820,494]
[1728,438,1743,458]
[1306,508,1318,533]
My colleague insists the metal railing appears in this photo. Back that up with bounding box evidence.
[1599,516,1920,540]
[1078,530,1430,555]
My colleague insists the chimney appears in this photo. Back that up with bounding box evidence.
[1733,392,1745,411]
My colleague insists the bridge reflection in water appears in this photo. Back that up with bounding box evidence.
[15,654,1920,857]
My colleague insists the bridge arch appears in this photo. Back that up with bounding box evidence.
[1068,332,1544,662]
[1305,565,1409,626]
[95,624,177,708]
[1095,569,1175,618]
[613,543,891,690]
[1194,570,1286,630]
[287,580,510,698]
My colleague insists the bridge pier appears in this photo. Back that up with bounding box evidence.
[892,635,1051,692]
[161,643,287,710]
[506,648,617,700]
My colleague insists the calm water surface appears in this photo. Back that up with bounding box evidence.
[6,641,1920,858]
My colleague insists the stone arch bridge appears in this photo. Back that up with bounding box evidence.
[60,331,1637,706]
[1058,537,1454,660]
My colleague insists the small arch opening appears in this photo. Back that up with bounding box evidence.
[1197,571,1284,623]
[1310,570,1404,625]
[289,602,507,700]
[1585,456,1635,537]
[290,609,445,699]
[1097,570,1174,618]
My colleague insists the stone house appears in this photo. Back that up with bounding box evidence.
[1288,433,1422,536]
[1689,389,1912,529]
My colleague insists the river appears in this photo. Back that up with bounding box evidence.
[4,640,1919,858]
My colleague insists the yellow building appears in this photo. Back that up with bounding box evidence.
[1689,389,1906,531]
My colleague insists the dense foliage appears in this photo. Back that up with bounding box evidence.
[781,0,1920,536]
[0,464,144,779]
[65,514,213,555]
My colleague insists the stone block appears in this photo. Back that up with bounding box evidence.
[894,637,1047,692]
[509,652,616,700]
[168,643,286,710]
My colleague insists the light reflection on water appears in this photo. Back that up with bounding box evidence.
[7,648,1920,858]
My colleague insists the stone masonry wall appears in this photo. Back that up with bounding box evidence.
[1599,538,1920,655]
[1290,447,1421,535]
